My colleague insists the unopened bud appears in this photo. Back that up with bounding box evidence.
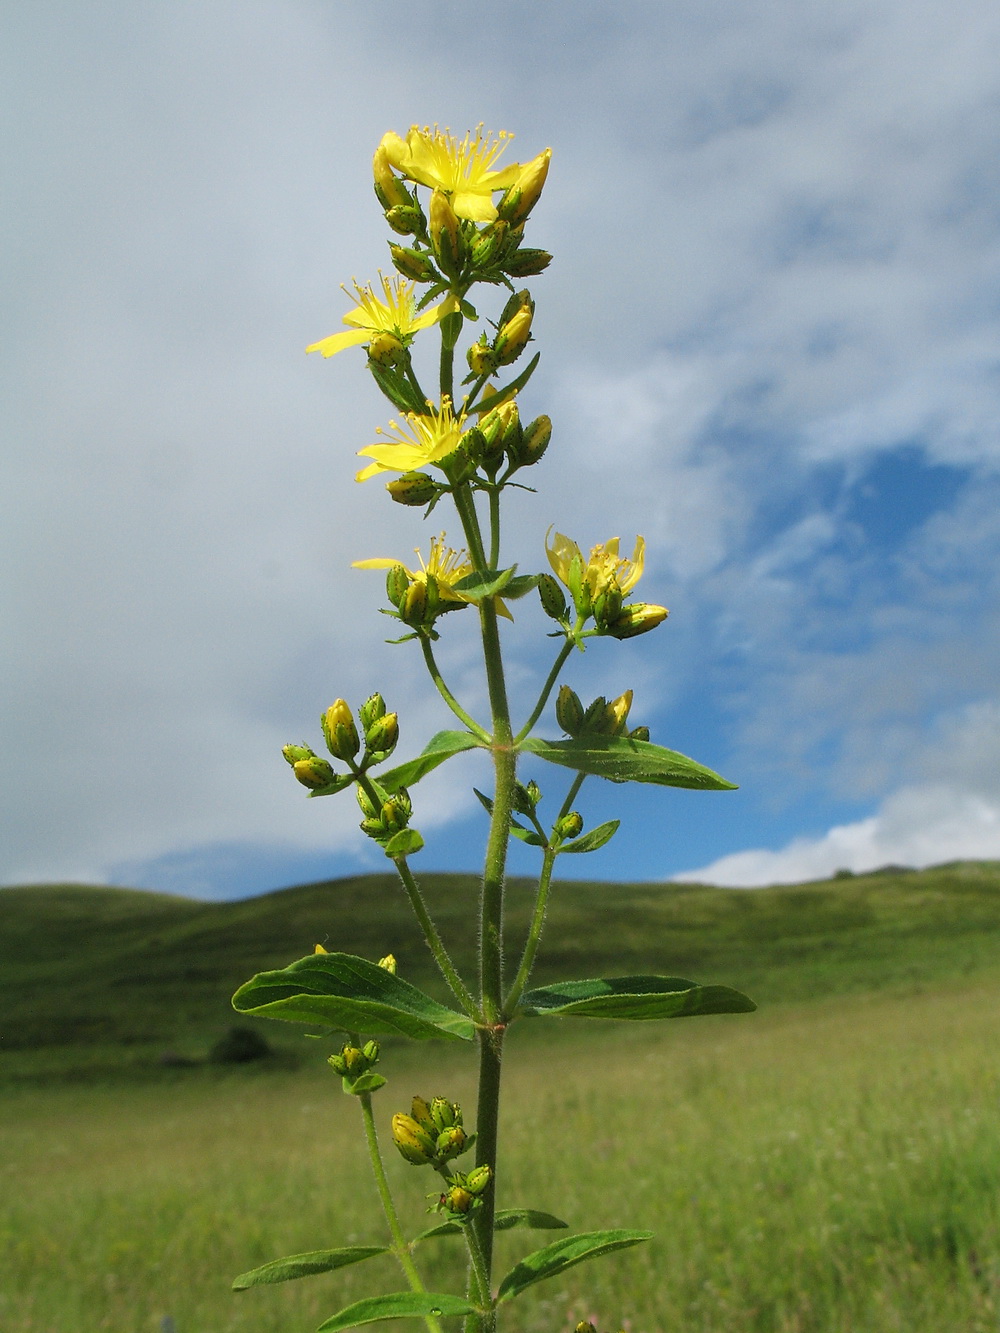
[367,330,405,369]
[605,690,633,736]
[381,796,410,833]
[362,1040,380,1063]
[556,685,585,736]
[401,579,428,627]
[386,471,437,507]
[359,693,386,730]
[377,954,397,974]
[444,1186,474,1214]
[512,781,541,816]
[465,1164,491,1195]
[498,147,551,224]
[410,1095,435,1131]
[515,414,551,467]
[321,700,360,761]
[495,303,533,366]
[389,244,438,283]
[430,1096,461,1131]
[385,563,410,608]
[391,1112,436,1165]
[629,725,650,742]
[504,247,553,278]
[373,140,411,210]
[356,784,380,820]
[435,1125,467,1161]
[470,220,507,268]
[282,743,315,765]
[538,574,568,623]
[466,337,496,377]
[365,712,399,754]
[555,811,584,841]
[292,756,336,789]
[429,190,463,274]
[384,203,424,236]
[592,580,623,630]
[606,603,669,640]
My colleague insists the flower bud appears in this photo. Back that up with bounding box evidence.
[605,690,633,736]
[292,756,336,789]
[327,1052,348,1075]
[537,574,568,623]
[384,203,424,236]
[556,685,585,736]
[391,1112,436,1165]
[365,711,399,755]
[410,1095,435,1131]
[381,796,410,833]
[314,943,329,954]
[356,784,380,820]
[555,811,584,841]
[443,1186,474,1214]
[373,140,411,210]
[592,580,623,631]
[362,1040,380,1063]
[503,247,553,278]
[359,693,386,730]
[515,414,551,467]
[605,603,669,639]
[385,563,410,609]
[576,1324,598,1333]
[494,303,533,367]
[429,190,464,275]
[466,336,496,377]
[367,330,405,369]
[470,220,507,268]
[629,725,650,742]
[282,743,315,765]
[341,1045,367,1077]
[386,471,437,507]
[400,579,429,627]
[498,148,551,224]
[512,781,541,816]
[465,1164,491,1195]
[430,1096,462,1131]
[389,244,438,283]
[321,700,360,761]
[435,1125,468,1161]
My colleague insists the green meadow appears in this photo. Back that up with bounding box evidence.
[3,862,1000,1331]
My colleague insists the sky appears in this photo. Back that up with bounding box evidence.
[5,0,1000,897]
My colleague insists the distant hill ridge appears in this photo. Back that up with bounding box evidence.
[3,863,1000,1076]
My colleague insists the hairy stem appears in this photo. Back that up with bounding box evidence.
[513,638,575,744]
[420,636,490,743]
[392,855,479,1019]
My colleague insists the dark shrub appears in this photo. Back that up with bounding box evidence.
[209,1025,273,1064]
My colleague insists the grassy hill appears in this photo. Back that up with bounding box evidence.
[3,861,1000,1079]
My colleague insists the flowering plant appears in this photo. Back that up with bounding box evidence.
[231,122,754,1333]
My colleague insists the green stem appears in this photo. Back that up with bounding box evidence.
[420,636,490,743]
[358,1090,443,1333]
[440,336,454,405]
[513,638,575,744]
[452,483,488,571]
[503,844,557,1018]
[392,855,479,1020]
[488,488,501,570]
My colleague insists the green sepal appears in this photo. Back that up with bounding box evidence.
[496,1229,652,1303]
[414,1208,569,1242]
[232,953,475,1041]
[451,566,517,600]
[317,1292,477,1332]
[520,734,737,790]
[558,819,619,854]
[305,772,355,799]
[415,281,449,311]
[232,1245,388,1290]
[459,298,478,319]
[384,828,424,858]
[474,352,540,413]
[379,731,485,792]
[346,1072,387,1095]
[519,975,756,1020]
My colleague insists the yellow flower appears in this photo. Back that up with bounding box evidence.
[546,530,647,599]
[354,535,513,619]
[356,398,466,482]
[379,125,521,222]
[306,274,455,359]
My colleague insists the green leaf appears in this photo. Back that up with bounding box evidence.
[305,772,355,799]
[317,1292,476,1331]
[452,565,517,600]
[474,788,546,846]
[521,734,737,790]
[346,1072,387,1095]
[232,1246,388,1290]
[496,1229,652,1303]
[439,309,464,349]
[558,820,619,854]
[475,352,540,413]
[232,953,475,1041]
[414,1208,569,1242]
[379,731,485,793]
[502,573,541,599]
[383,828,424,858]
[519,975,756,1020]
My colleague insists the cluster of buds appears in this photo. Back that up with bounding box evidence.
[328,1039,380,1082]
[431,1165,492,1219]
[391,1096,474,1168]
[357,782,415,848]
[467,290,534,377]
[462,397,551,480]
[384,563,462,633]
[555,686,650,743]
[282,695,400,792]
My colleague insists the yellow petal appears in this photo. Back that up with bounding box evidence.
[352,557,401,570]
[306,328,369,357]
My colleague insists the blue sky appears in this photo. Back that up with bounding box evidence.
[5,0,1000,897]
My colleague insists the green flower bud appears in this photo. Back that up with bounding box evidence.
[592,580,623,630]
[430,1097,461,1131]
[605,602,669,639]
[391,1112,436,1165]
[377,954,397,974]
[604,690,633,736]
[494,304,533,366]
[470,220,507,268]
[555,811,584,841]
[629,725,650,742]
[359,817,384,838]
[389,244,438,283]
[538,573,568,622]
[381,796,410,833]
[443,1185,474,1214]
[327,1052,348,1075]
[576,1323,599,1333]
[555,684,584,736]
[292,756,336,789]
[512,781,541,816]
[365,712,399,755]
[503,247,553,278]
[384,203,425,236]
[466,336,496,377]
[435,1125,468,1161]
[367,330,405,369]
[282,743,315,766]
[511,414,551,468]
[429,189,464,275]
[400,579,429,627]
[386,471,437,507]
[358,693,386,731]
[356,784,380,819]
[385,563,410,609]
[321,700,360,761]
[582,695,609,732]
[410,1095,436,1131]
[464,1164,492,1195]
[362,1040,380,1063]
[341,1045,367,1077]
